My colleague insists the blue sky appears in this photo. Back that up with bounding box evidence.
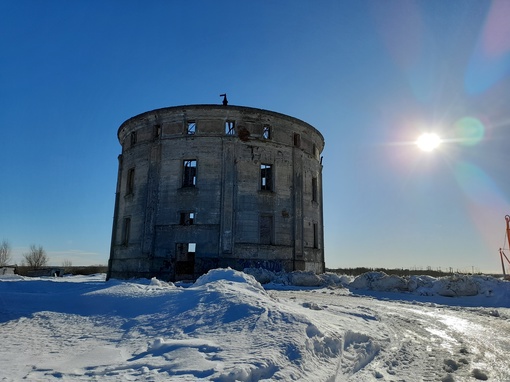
[1,1,510,272]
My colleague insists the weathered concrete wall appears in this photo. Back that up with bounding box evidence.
[107,105,325,281]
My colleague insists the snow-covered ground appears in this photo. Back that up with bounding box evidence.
[1,269,509,381]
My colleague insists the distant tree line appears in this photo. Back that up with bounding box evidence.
[15,264,108,277]
[1,240,106,276]
[1,240,50,269]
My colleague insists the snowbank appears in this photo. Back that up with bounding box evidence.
[0,268,347,381]
[244,267,348,287]
[1,268,510,381]
[349,271,510,302]
[3,268,508,303]
[194,267,264,292]
[244,267,510,305]
[349,271,407,291]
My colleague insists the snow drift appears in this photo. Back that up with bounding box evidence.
[1,268,509,381]
[245,268,510,305]
[0,269,345,381]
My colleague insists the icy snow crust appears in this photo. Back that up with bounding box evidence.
[0,269,509,381]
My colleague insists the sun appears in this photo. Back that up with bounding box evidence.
[415,133,441,152]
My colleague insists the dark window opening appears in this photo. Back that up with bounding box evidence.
[187,121,196,135]
[259,215,273,245]
[313,222,319,249]
[260,164,272,191]
[293,133,301,147]
[153,124,161,139]
[175,243,196,277]
[180,212,195,225]
[225,120,235,135]
[182,160,197,187]
[262,125,271,139]
[176,242,196,258]
[122,217,131,246]
[130,132,137,147]
[312,177,318,202]
[126,168,135,195]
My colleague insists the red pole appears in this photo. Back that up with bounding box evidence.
[503,215,510,278]
[506,215,510,248]
[500,249,507,279]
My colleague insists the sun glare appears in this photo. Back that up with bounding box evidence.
[416,133,441,152]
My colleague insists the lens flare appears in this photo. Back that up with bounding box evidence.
[452,161,510,255]
[465,1,510,95]
[454,117,485,146]
[415,133,441,152]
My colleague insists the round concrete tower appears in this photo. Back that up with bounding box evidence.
[107,104,325,281]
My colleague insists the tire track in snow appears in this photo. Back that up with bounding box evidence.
[345,299,510,381]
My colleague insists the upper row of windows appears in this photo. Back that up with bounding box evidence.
[126,121,321,159]
[129,121,271,145]
[186,120,271,138]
